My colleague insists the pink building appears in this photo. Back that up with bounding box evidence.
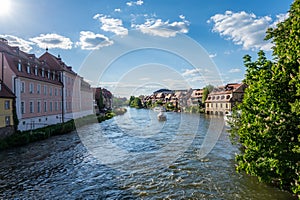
[0,38,93,131]
[40,52,93,121]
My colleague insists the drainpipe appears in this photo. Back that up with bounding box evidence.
[62,83,64,123]
[60,71,64,123]
[13,76,19,131]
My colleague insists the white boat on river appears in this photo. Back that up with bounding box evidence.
[157,111,167,121]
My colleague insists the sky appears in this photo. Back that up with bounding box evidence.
[0,0,294,97]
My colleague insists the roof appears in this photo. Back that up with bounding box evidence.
[0,82,15,98]
[205,83,246,103]
[0,41,63,86]
[153,88,173,94]
[4,53,62,86]
[209,83,243,95]
[39,52,77,75]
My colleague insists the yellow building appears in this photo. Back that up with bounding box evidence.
[0,82,15,128]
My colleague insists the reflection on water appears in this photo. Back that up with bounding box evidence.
[0,108,296,199]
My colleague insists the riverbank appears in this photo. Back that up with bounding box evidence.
[0,109,127,151]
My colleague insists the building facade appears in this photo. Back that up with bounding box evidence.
[205,83,247,115]
[0,82,15,137]
[0,38,94,131]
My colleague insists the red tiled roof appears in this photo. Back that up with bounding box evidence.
[4,53,62,86]
[39,52,77,75]
[0,82,15,98]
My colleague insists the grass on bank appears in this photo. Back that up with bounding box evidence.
[0,109,127,151]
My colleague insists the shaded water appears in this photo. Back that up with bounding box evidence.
[0,108,295,199]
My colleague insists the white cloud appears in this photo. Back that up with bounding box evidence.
[132,16,190,37]
[93,14,128,36]
[0,34,34,53]
[182,68,202,77]
[30,33,73,50]
[182,68,209,77]
[209,53,217,58]
[179,15,185,20]
[114,8,121,12]
[270,13,289,28]
[126,0,143,6]
[76,31,113,50]
[229,68,241,73]
[208,11,286,51]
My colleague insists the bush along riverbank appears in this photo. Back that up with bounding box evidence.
[0,109,127,151]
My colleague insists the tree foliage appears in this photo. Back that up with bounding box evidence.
[230,0,300,197]
[129,96,143,109]
[202,84,214,104]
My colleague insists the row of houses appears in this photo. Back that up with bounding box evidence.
[143,83,247,115]
[0,38,95,133]
[143,88,203,109]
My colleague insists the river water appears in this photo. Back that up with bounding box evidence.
[0,108,295,199]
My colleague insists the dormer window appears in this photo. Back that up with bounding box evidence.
[27,64,30,74]
[18,62,22,71]
[52,71,55,80]
[42,68,45,77]
[47,70,50,79]
[35,66,38,76]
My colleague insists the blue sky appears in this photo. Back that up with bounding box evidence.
[0,0,293,97]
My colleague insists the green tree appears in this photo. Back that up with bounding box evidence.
[230,1,300,197]
[202,84,214,104]
[128,96,135,106]
[129,97,143,109]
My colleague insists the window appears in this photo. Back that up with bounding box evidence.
[50,102,53,112]
[55,102,58,111]
[21,102,25,114]
[18,62,22,71]
[30,101,34,113]
[49,87,52,96]
[5,116,10,126]
[44,85,47,95]
[27,65,30,74]
[52,72,55,80]
[21,82,25,93]
[37,84,41,94]
[4,100,10,110]
[47,70,50,79]
[42,68,45,77]
[35,66,38,76]
[29,83,34,94]
[37,101,41,113]
[44,101,47,112]
[55,88,58,96]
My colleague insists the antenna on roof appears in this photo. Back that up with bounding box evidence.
[46,47,48,52]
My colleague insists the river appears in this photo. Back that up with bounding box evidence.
[0,108,295,199]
